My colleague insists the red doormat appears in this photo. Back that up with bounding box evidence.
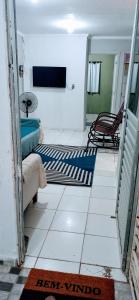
[20,269,115,300]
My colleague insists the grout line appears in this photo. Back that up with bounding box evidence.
[24,256,125,278]
[36,185,66,259]
[24,226,52,231]
[84,233,118,239]
[56,208,89,214]
[90,196,117,201]
[47,229,85,235]
[26,207,90,215]
[58,194,91,198]
[79,191,92,274]
[25,222,117,238]
[87,212,117,218]
[92,184,117,188]
[36,256,80,264]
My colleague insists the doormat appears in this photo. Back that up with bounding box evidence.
[20,269,115,300]
[33,144,97,187]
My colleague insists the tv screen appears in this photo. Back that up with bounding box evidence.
[33,66,66,88]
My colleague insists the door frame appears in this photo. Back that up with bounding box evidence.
[5,0,24,264]
[111,53,126,114]
[125,156,139,273]
[116,0,139,273]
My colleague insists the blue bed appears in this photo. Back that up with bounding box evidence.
[21,118,41,159]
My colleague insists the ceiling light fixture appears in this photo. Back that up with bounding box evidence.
[31,0,39,4]
[54,14,86,34]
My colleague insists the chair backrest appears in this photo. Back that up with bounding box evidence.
[112,102,124,133]
[117,102,124,120]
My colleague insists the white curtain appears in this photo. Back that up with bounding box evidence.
[87,62,101,93]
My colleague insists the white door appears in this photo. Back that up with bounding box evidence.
[117,0,139,271]
[111,53,125,114]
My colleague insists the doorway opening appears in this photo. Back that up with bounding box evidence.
[6,0,138,289]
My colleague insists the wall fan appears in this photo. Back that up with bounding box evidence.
[19,92,38,118]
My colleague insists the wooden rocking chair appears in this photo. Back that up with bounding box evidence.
[85,103,124,150]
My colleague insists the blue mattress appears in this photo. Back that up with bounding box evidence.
[21,118,41,159]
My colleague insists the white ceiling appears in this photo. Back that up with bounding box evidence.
[16,0,136,36]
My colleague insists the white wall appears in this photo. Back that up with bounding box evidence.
[0,0,18,261]
[24,34,88,130]
[91,37,131,54]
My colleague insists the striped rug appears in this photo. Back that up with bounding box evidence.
[33,144,97,187]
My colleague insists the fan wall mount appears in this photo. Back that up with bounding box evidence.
[19,92,38,118]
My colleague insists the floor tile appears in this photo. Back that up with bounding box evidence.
[63,186,91,197]
[35,258,80,274]
[89,198,116,216]
[23,256,37,268]
[7,293,20,300]
[93,175,116,187]
[115,282,132,300]
[0,291,9,300]
[39,231,83,262]
[9,268,20,275]
[82,235,121,268]
[16,276,27,284]
[58,195,90,212]
[24,207,55,229]
[11,284,24,296]
[91,186,117,200]
[96,152,115,161]
[0,274,18,284]
[95,159,116,172]
[24,228,47,257]
[80,264,127,282]
[36,192,62,209]
[50,211,87,233]
[110,268,127,282]
[86,214,118,238]
[19,268,31,277]
[95,170,116,177]
[0,282,13,292]
[40,184,65,196]
[0,266,11,274]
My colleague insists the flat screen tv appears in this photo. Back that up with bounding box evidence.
[33,66,66,88]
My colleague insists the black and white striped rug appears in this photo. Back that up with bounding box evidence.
[34,144,97,187]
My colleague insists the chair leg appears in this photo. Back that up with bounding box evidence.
[102,135,105,147]
[85,138,90,152]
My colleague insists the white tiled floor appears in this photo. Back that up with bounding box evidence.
[91,186,117,200]
[35,258,80,274]
[50,210,87,233]
[24,228,47,257]
[85,214,118,238]
[25,207,55,229]
[80,264,127,282]
[89,197,116,216]
[39,231,84,262]
[82,235,121,268]
[58,194,90,212]
[24,128,127,282]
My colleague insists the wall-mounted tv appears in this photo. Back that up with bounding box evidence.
[33,66,66,88]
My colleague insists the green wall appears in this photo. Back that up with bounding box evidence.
[87,54,115,114]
